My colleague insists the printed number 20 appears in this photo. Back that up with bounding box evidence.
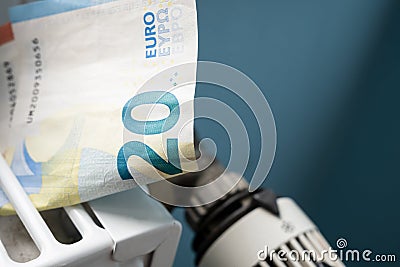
[117,91,182,180]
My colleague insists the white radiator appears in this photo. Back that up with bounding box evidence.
[0,156,181,267]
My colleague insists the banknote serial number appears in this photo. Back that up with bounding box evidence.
[2,61,17,126]
[27,38,43,124]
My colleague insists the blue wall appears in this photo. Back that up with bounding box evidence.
[174,0,400,266]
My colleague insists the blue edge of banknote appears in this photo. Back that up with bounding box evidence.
[9,0,117,23]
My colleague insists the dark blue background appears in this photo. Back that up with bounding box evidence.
[173,0,400,266]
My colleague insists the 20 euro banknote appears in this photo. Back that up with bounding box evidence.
[0,0,198,215]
